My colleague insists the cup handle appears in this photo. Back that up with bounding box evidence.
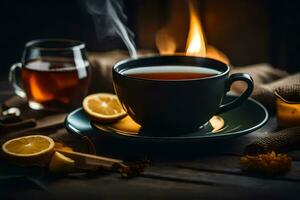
[9,63,26,98]
[216,73,254,114]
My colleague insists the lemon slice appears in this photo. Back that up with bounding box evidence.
[49,151,75,173]
[2,135,55,157]
[83,93,127,123]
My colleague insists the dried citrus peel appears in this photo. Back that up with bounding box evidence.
[240,151,292,175]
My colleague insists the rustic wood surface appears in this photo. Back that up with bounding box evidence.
[1,81,300,199]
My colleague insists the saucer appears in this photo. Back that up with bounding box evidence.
[65,95,268,143]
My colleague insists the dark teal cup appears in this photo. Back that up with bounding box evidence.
[113,56,253,135]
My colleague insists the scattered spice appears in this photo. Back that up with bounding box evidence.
[117,159,150,178]
[240,151,291,175]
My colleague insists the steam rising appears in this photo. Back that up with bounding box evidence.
[86,0,137,58]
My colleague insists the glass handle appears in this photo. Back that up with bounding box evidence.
[9,63,26,98]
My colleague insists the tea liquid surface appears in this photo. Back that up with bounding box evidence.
[22,58,90,109]
[123,66,220,80]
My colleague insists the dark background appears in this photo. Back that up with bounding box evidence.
[0,0,299,80]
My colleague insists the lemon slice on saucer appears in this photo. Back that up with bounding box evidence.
[2,135,55,157]
[83,93,127,123]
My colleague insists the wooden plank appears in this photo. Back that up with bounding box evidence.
[2,172,300,199]
[168,155,300,181]
[144,164,300,188]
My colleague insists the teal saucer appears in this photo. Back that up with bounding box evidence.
[65,95,268,143]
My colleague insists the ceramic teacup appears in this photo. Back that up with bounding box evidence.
[113,56,253,135]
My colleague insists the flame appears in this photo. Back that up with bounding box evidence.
[207,45,229,64]
[155,28,177,55]
[155,0,229,64]
[185,1,206,56]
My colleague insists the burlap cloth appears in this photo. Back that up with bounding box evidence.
[244,126,300,155]
[229,64,300,154]
[231,63,300,112]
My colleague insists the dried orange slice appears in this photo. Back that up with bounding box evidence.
[2,135,55,157]
[82,93,127,123]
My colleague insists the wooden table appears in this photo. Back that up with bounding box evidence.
[1,81,300,199]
